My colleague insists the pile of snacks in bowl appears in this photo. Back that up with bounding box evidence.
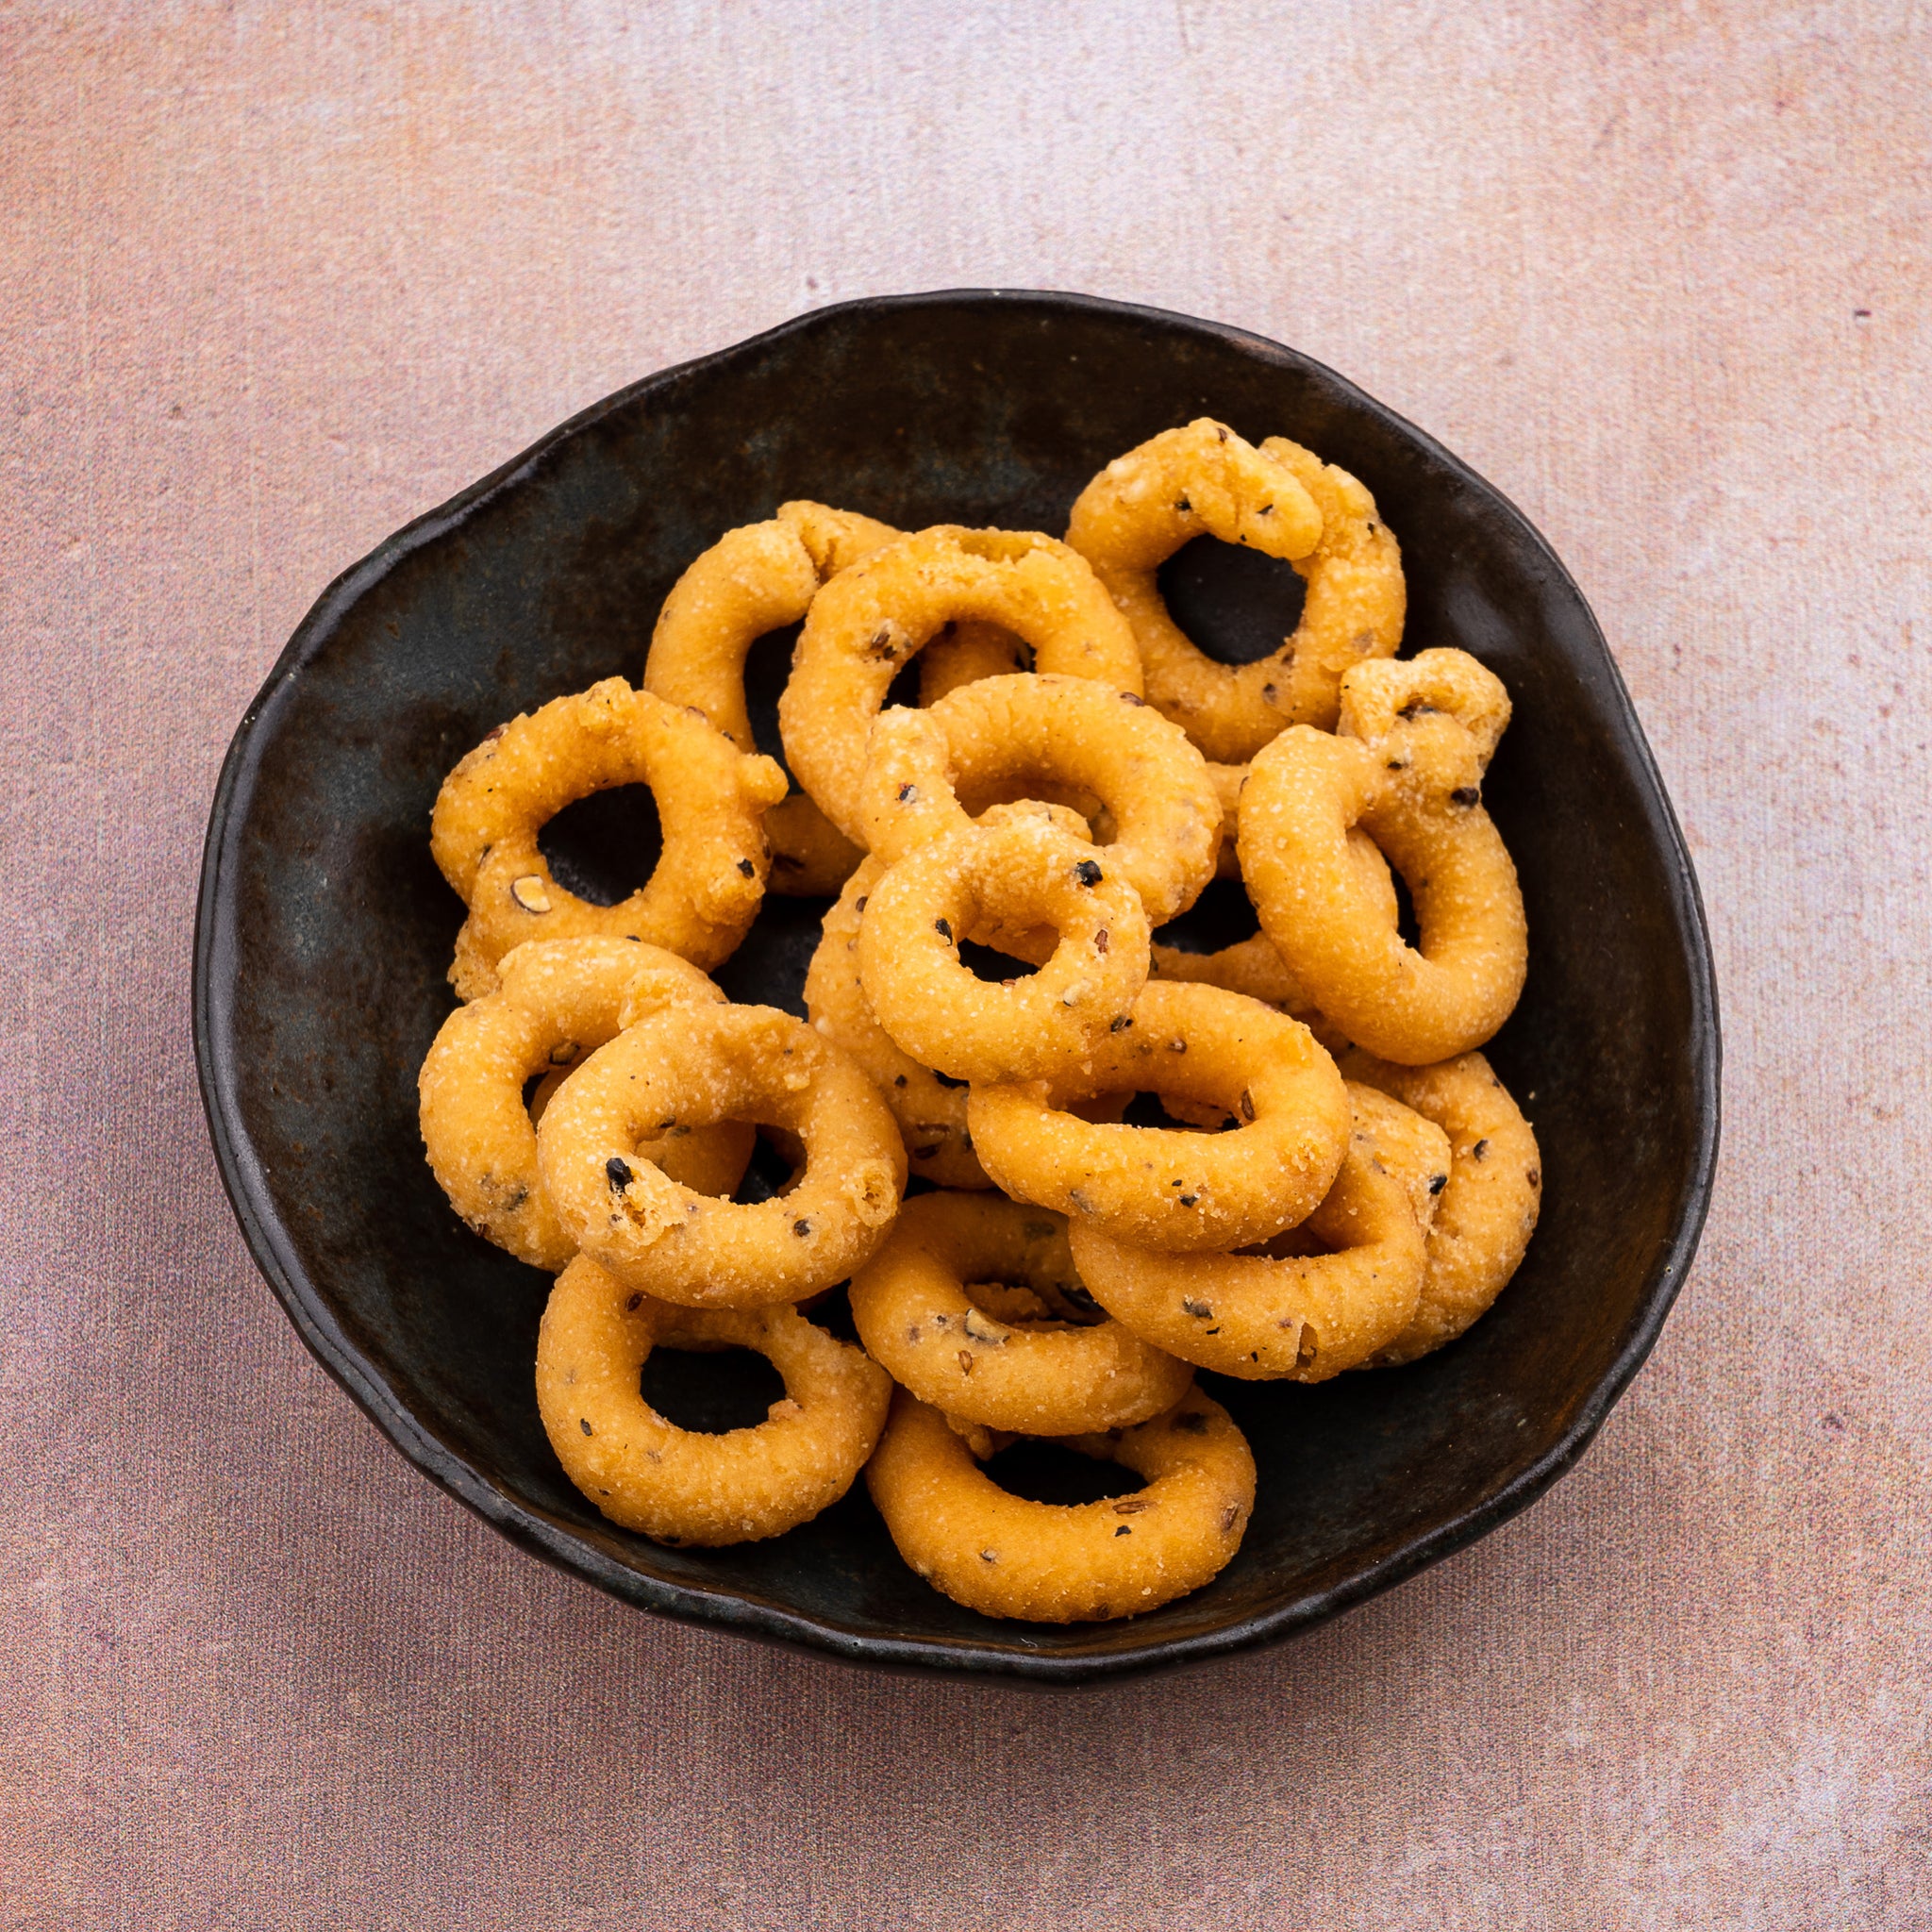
[416,420,1541,1624]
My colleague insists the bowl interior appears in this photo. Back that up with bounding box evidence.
[195,291,1716,1680]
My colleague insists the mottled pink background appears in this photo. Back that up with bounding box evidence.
[3,4,1928,1925]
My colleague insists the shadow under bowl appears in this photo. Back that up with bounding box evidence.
[193,290,1719,1684]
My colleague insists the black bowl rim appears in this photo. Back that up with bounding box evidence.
[192,288,1722,1685]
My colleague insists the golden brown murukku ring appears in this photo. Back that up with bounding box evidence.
[431,677,789,999]
[856,810,1151,1086]
[849,1193,1193,1436]
[536,1001,906,1307]
[1344,1083,1455,1237]
[643,501,901,896]
[417,938,754,1271]
[1241,649,1526,1065]
[1066,1084,1429,1381]
[1341,1048,1541,1364]
[865,1388,1256,1623]
[806,853,987,1187]
[967,979,1351,1254]
[1148,931,1307,1011]
[861,673,1224,927]
[1065,420,1405,760]
[537,1256,890,1545]
[778,526,1144,846]
[1147,824,1400,1057]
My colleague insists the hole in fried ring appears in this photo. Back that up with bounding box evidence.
[417,938,755,1271]
[1066,1084,1430,1380]
[431,678,789,997]
[861,672,1224,926]
[535,1001,905,1307]
[1241,649,1527,1065]
[537,1256,891,1545]
[849,1193,1194,1436]
[1065,419,1405,761]
[779,525,1144,846]
[864,1388,1256,1623]
[967,980,1352,1254]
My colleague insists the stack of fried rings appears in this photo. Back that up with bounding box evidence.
[416,419,1541,1625]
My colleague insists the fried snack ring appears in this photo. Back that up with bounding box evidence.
[779,526,1144,845]
[865,1389,1256,1623]
[862,673,1223,926]
[1341,1048,1541,1364]
[1067,1085,1428,1381]
[1345,1082,1454,1237]
[967,980,1351,1254]
[806,853,987,1187]
[856,811,1151,1086]
[536,1002,906,1307]
[643,500,902,896]
[1149,931,1306,1010]
[419,938,756,1270]
[1065,420,1404,759]
[432,677,789,997]
[849,1193,1193,1435]
[1148,827,1400,1050]
[537,1255,890,1544]
[1241,649,1526,1064]
[804,801,1116,1182]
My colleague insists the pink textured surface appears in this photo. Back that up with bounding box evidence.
[3,4,1928,1924]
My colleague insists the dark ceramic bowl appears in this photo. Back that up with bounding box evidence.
[193,291,1719,1683]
